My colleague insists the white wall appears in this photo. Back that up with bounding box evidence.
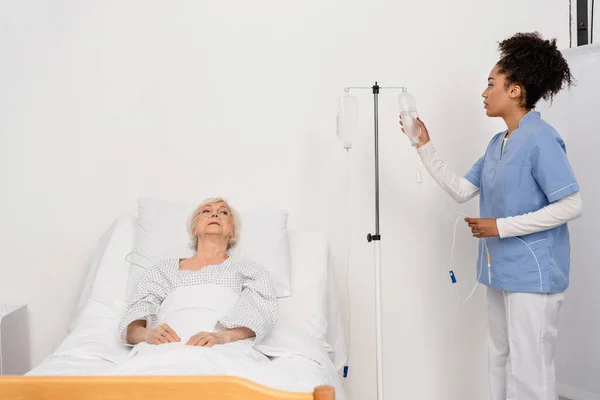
[0,1,569,398]
[538,43,600,400]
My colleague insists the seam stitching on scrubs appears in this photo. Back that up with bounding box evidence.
[515,237,544,293]
[540,295,548,400]
[526,239,547,246]
[485,290,493,400]
[547,182,577,197]
[506,292,518,399]
[465,172,480,185]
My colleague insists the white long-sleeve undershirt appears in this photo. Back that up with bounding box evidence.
[417,141,582,239]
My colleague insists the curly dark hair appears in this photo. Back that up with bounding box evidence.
[496,32,574,109]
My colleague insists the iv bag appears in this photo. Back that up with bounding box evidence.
[397,90,420,146]
[336,94,359,149]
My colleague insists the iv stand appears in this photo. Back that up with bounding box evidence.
[343,82,407,400]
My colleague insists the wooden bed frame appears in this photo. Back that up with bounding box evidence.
[0,376,335,400]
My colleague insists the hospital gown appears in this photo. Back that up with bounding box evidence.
[118,257,277,345]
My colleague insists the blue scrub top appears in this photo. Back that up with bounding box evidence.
[465,111,579,294]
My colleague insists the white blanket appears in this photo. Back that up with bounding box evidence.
[108,284,345,397]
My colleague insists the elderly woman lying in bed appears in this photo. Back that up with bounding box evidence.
[118,197,278,349]
[111,198,340,395]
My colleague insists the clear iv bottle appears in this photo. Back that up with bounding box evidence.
[397,90,421,146]
[398,89,423,183]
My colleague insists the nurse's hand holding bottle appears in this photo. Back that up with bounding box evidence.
[399,116,430,148]
[399,116,499,237]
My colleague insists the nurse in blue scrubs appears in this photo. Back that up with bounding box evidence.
[404,32,583,400]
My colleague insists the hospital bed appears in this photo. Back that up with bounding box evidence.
[0,212,347,399]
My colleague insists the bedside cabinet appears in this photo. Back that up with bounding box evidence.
[0,305,30,375]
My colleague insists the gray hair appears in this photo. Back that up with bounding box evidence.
[188,197,240,250]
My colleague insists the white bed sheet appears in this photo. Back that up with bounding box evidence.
[29,215,347,398]
[27,356,116,376]
[28,300,346,398]
[29,354,344,396]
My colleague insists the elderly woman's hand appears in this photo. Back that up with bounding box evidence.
[185,332,225,347]
[185,327,255,347]
[144,323,181,345]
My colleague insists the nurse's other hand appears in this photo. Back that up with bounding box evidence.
[145,323,180,345]
[186,332,225,347]
[399,117,431,148]
[464,217,499,238]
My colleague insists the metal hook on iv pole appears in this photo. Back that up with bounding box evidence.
[344,86,407,93]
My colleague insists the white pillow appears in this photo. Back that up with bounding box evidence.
[127,197,291,298]
[277,231,329,350]
[255,319,332,367]
[277,230,347,372]
[68,217,125,332]
[69,214,137,334]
